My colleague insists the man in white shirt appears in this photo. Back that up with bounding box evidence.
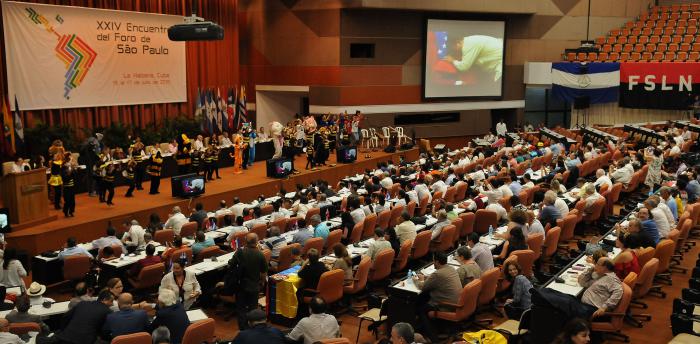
[9,158,24,173]
[610,159,633,186]
[521,174,535,190]
[430,210,451,240]
[469,165,486,182]
[554,197,570,218]
[593,169,613,191]
[395,212,417,244]
[0,318,23,344]
[486,203,507,223]
[214,200,231,216]
[430,178,448,197]
[650,195,676,228]
[480,182,503,205]
[92,227,125,250]
[192,135,204,151]
[414,179,432,203]
[497,180,513,198]
[645,199,671,238]
[496,118,507,136]
[380,173,394,190]
[287,297,340,344]
[229,197,247,218]
[122,220,146,249]
[164,206,188,236]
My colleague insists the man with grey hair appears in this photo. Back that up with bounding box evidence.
[263,226,287,261]
[311,214,330,242]
[430,209,450,241]
[122,219,146,249]
[644,198,671,238]
[593,168,612,191]
[391,322,416,344]
[164,206,188,236]
[610,158,633,186]
[151,326,171,344]
[151,289,189,344]
[539,190,562,228]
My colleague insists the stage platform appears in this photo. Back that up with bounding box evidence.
[8,148,419,256]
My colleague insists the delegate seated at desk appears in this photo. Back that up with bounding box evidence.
[411,251,462,341]
[577,257,623,319]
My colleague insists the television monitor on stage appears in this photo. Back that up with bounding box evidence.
[171,173,205,198]
[267,157,294,178]
[337,146,357,164]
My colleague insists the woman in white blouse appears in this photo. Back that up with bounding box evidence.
[0,248,26,289]
[159,261,201,310]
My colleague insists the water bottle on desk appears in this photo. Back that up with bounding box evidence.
[407,269,413,281]
[488,225,494,238]
[179,252,187,266]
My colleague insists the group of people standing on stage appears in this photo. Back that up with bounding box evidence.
[34,111,364,218]
[279,111,364,171]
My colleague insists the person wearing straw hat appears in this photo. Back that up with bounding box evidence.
[26,282,54,306]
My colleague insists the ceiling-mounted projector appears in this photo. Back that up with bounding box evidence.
[168,14,224,41]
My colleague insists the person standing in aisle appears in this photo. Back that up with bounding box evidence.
[149,150,163,195]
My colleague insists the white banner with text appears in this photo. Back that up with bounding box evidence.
[2,1,186,110]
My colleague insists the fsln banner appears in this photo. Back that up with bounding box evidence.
[619,62,700,110]
[2,1,186,110]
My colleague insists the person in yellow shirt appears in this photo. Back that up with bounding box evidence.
[446,35,503,82]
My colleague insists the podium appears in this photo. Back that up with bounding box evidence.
[0,169,54,230]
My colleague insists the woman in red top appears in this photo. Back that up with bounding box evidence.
[613,232,641,280]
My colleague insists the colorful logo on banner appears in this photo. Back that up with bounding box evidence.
[24,7,96,99]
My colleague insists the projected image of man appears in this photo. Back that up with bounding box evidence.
[446,35,503,82]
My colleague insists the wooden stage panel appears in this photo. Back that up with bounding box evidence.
[8,149,418,255]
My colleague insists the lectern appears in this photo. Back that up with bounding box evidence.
[0,169,52,228]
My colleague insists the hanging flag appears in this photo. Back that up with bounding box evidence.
[237,85,249,129]
[620,62,700,109]
[13,96,24,155]
[206,89,215,135]
[194,88,205,133]
[227,87,235,132]
[220,87,228,133]
[215,87,223,134]
[551,62,619,104]
[1,97,14,155]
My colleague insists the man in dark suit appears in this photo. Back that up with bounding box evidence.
[102,293,149,339]
[55,290,114,344]
[189,202,208,229]
[150,289,189,344]
[232,309,285,344]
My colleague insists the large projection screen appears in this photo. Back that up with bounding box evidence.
[423,19,505,99]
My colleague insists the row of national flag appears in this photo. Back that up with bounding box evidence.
[0,95,24,157]
[195,85,249,136]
